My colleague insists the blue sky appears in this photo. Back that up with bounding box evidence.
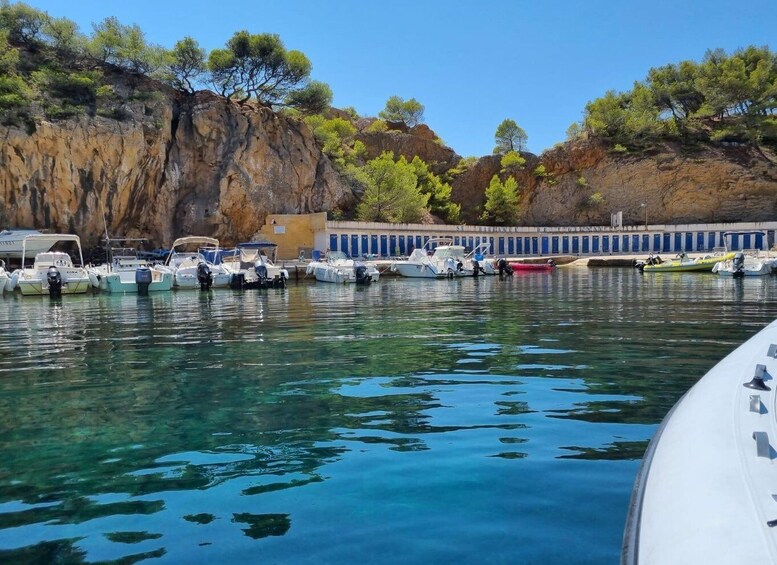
[26,0,777,157]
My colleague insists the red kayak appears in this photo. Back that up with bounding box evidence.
[510,262,556,272]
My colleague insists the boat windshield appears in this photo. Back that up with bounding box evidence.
[433,246,465,260]
[327,250,349,261]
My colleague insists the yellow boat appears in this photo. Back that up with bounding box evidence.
[642,252,736,273]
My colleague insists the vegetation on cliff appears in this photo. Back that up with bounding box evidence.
[575,46,777,150]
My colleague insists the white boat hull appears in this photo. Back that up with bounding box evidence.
[391,262,445,278]
[17,275,91,295]
[174,271,231,289]
[623,319,777,564]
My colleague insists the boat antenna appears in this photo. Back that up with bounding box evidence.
[100,199,110,265]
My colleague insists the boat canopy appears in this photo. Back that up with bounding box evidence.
[236,241,277,249]
[170,236,220,250]
[21,234,84,265]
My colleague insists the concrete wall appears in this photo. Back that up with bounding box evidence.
[258,212,326,260]
[256,214,777,259]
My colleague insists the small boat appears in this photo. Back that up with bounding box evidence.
[164,237,231,290]
[390,238,472,279]
[87,239,173,294]
[13,234,91,296]
[642,251,735,273]
[622,319,777,564]
[712,251,777,277]
[220,241,289,289]
[0,229,54,259]
[306,250,379,284]
[510,260,556,273]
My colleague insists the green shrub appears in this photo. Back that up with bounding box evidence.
[533,164,547,177]
[612,143,628,153]
[365,119,388,133]
[576,175,587,187]
[500,150,526,171]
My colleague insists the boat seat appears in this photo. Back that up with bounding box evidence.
[753,431,772,459]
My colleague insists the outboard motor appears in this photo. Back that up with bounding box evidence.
[472,259,481,277]
[135,266,153,295]
[196,262,213,290]
[547,259,556,268]
[733,252,745,278]
[255,264,269,286]
[497,258,512,277]
[355,264,372,285]
[46,266,63,297]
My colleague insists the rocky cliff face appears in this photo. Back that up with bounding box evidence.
[450,140,777,226]
[355,121,459,176]
[2,84,776,242]
[0,90,351,247]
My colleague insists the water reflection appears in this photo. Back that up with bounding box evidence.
[0,270,774,563]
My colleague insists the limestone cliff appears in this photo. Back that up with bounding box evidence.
[450,140,777,226]
[0,90,351,247]
[355,121,459,176]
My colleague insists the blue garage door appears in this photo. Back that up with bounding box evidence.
[351,235,359,257]
[602,236,609,253]
[582,237,590,254]
[612,236,620,253]
[563,236,570,254]
[541,236,549,254]
[632,235,640,252]
[361,235,369,256]
[572,236,579,254]
[371,235,379,255]
[330,234,338,251]
[642,234,650,252]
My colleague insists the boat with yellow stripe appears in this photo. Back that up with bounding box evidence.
[642,251,736,273]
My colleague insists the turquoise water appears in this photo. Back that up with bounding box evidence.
[0,269,775,563]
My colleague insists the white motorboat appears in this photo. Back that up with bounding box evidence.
[0,229,54,259]
[390,237,472,278]
[164,236,231,290]
[712,251,777,277]
[13,234,91,296]
[87,239,173,294]
[306,250,379,284]
[622,318,777,564]
[220,241,289,289]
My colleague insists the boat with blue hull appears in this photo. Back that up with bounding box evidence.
[623,318,777,564]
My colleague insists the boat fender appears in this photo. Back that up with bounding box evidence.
[135,266,152,295]
[47,266,63,297]
[196,262,213,291]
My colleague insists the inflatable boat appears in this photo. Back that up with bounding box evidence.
[510,261,556,273]
[622,319,777,564]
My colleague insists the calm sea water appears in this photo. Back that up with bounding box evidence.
[0,268,775,564]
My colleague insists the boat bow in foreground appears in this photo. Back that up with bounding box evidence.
[623,319,777,564]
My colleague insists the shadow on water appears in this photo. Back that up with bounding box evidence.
[0,269,774,562]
